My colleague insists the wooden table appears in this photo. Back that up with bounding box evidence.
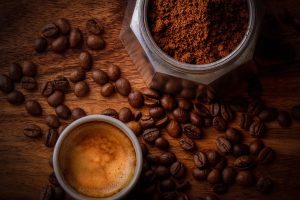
[0,0,300,199]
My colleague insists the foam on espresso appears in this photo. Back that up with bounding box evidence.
[59,121,136,198]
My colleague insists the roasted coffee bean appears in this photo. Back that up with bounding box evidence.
[206,150,220,167]
[291,105,300,121]
[25,100,42,116]
[236,171,255,186]
[183,124,202,139]
[249,139,264,155]
[155,166,170,179]
[179,136,195,151]
[115,78,131,96]
[101,108,118,119]
[143,169,156,185]
[9,62,23,82]
[194,151,207,169]
[133,110,142,121]
[161,95,177,111]
[176,180,191,191]
[101,82,115,97]
[213,116,227,132]
[52,76,69,92]
[144,96,160,107]
[166,120,181,138]
[180,88,195,99]
[23,124,42,138]
[21,76,37,90]
[45,115,60,128]
[239,113,253,130]
[204,117,213,128]
[194,102,211,118]
[214,156,227,171]
[164,79,181,95]
[248,99,264,116]
[160,179,176,191]
[47,91,64,107]
[79,51,93,71]
[69,69,85,83]
[146,154,160,166]
[170,161,185,178]
[86,18,104,35]
[92,69,109,85]
[69,28,83,48]
[257,147,276,164]
[58,124,67,135]
[87,35,105,50]
[55,18,70,35]
[41,23,59,38]
[44,128,59,147]
[193,168,211,181]
[206,87,216,103]
[143,184,156,196]
[71,108,86,120]
[143,128,160,144]
[229,96,249,112]
[74,81,89,97]
[222,167,236,185]
[213,183,228,194]
[256,176,273,194]
[159,152,176,166]
[190,112,203,127]
[277,111,292,127]
[258,107,278,122]
[249,119,266,138]
[210,102,220,117]
[155,137,169,150]
[149,107,165,119]
[141,88,160,99]
[216,137,232,154]
[55,104,71,119]
[22,61,37,77]
[207,169,221,184]
[155,116,169,128]
[173,108,188,123]
[127,121,142,136]
[139,115,155,128]
[52,36,68,53]
[7,90,24,105]
[233,144,250,157]
[107,64,121,81]
[41,81,54,97]
[220,104,234,122]
[225,128,242,144]
[128,91,144,108]
[48,171,59,186]
[234,155,255,170]
[178,99,193,111]
[119,107,133,123]
[40,184,54,200]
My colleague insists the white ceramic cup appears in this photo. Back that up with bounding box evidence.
[53,115,143,200]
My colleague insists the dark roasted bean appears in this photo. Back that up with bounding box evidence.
[210,102,220,117]
[69,68,85,83]
[166,120,181,138]
[234,155,256,170]
[115,78,131,96]
[55,18,70,35]
[160,179,176,192]
[41,81,54,97]
[47,91,64,107]
[257,147,276,164]
[92,69,109,85]
[23,124,42,138]
[101,83,115,97]
[161,95,177,111]
[149,107,165,119]
[41,23,59,38]
[233,144,250,157]
[159,152,176,166]
[194,102,210,117]
[22,61,37,77]
[258,107,278,122]
[9,62,23,82]
[256,176,273,194]
[155,116,169,128]
[239,113,253,130]
[21,77,37,90]
[193,168,211,181]
[216,137,232,154]
[119,107,133,123]
[101,108,118,119]
[236,171,255,186]
[225,128,242,144]
[44,128,59,147]
[52,36,68,53]
[86,35,105,50]
[45,115,60,128]
[55,104,71,119]
[214,156,227,171]
[155,137,169,150]
[173,108,188,123]
[74,81,89,97]
[7,90,24,105]
[170,161,185,178]
[179,136,195,151]
[52,76,69,92]
[79,51,93,71]
[155,165,170,179]
[206,150,220,167]
[220,104,234,122]
[190,112,203,127]
[194,151,207,169]
[71,108,86,120]
[178,99,193,110]
[69,28,83,48]
[249,119,266,138]
[207,169,221,184]
[107,64,121,81]
[139,115,155,128]
[143,128,160,144]
[86,18,104,35]
[222,167,236,185]
[212,116,227,132]
[183,124,202,139]
[249,139,264,155]
[128,91,144,108]
[164,79,182,95]
[126,121,142,136]
[25,100,42,116]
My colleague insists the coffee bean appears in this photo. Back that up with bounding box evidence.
[45,115,60,128]
[115,78,131,96]
[139,115,155,128]
[52,36,68,53]
[176,180,191,191]
[180,88,196,99]
[71,108,86,120]
[127,121,142,136]
[206,150,220,167]
[166,120,181,138]
[183,124,202,139]
[141,88,160,99]
[229,96,249,112]
[213,116,227,132]
[146,154,160,166]
[128,91,144,108]
[249,119,266,138]
[155,137,169,150]
[87,35,105,50]
[52,76,69,92]
[21,76,37,90]
[44,128,58,148]
[69,69,85,83]
[101,108,118,119]
[143,128,160,144]
[79,51,93,71]
[207,169,221,184]
[55,104,71,119]
[291,105,300,121]
[25,100,42,116]
[40,184,54,200]
[133,110,142,121]
[170,161,185,178]
[257,147,275,164]
[41,23,58,38]
[155,116,169,128]
[7,90,25,105]
[233,144,250,157]
[160,179,176,191]
[92,69,109,85]
[41,81,54,97]
[220,104,234,122]
[48,171,59,186]
[34,37,48,53]
[149,107,165,119]
[216,137,232,154]
[179,136,195,151]
[161,95,177,111]
[178,99,193,111]
[55,18,70,35]
[234,155,255,170]
[258,107,278,122]
[248,99,264,116]
[23,124,42,138]
[193,168,211,181]
[236,171,255,186]
[74,81,89,97]
[142,169,156,185]
[225,128,242,144]
[86,18,104,35]
[173,108,188,123]
[47,91,64,107]
[101,83,115,97]
[222,167,236,185]
[210,102,220,117]
[22,61,37,77]
[159,152,176,166]
[144,96,160,107]
[214,156,227,171]
[69,28,83,48]
[119,107,133,123]
[194,151,207,168]
[107,64,121,81]
[9,62,23,82]
[256,176,273,194]
[58,124,67,135]
[239,113,253,130]
[190,112,203,127]
[277,111,292,127]
[213,183,228,194]
[249,139,264,155]
[164,79,182,95]
[155,166,170,179]
[193,103,211,118]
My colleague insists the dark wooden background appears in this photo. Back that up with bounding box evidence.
[0,0,300,199]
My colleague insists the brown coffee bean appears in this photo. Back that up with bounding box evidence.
[214,156,227,171]
[87,35,105,50]
[239,113,253,130]
[258,107,278,122]
[101,83,115,97]
[193,168,211,181]
[249,139,264,155]
[139,115,155,128]
[170,161,185,178]
[40,184,54,200]
[9,62,23,82]
[155,116,169,128]
[133,110,142,121]
[155,166,170,179]
[213,183,228,194]
[143,128,160,144]
[128,91,144,108]
[179,136,195,151]
[166,120,181,138]
[44,128,58,147]
[40,81,54,97]
[45,115,60,128]
[213,116,227,132]
[216,137,232,154]
[25,100,42,116]
[160,179,176,192]
[107,64,121,81]
[207,169,221,184]
[141,88,160,99]
[0,74,14,93]
[71,108,86,120]
[173,108,188,123]
[178,99,193,111]
[101,108,118,119]
[183,124,202,139]
[236,171,255,186]
[149,107,165,119]
[92,69,109,85]
[161,95,177,111]
[233,144,250,157]
[79,51,93,71]
[194,151,207,168]
[74,81,89,97]
[23,124,42,138]
[146,154,159,166]
[142,169,156,185]
[190,112,203,127]
[119,107,133,123]
[210,102,220,117]
[127,121,142,136]
[144,96,160,107]
[256,176,273,194]
[222,167,236,185]
[291,105,300,121]
[248,99,264,116]
[194,103,211,118]
[47,91,64,107]
[257,147,276,164]
[69,28,83,48]
[155,137,169,150]
[234,155,255,170]
[86,18,104,35]
[69,69,85,83]
[22,61,37,77]
[206,150,220,167]
[48,171,59,186]
[58,124,67,135]
[52,36,68,53]
[52,76,69,92]
[115,78,131,96]
[277,111,292,127]
[249,119,266,138]
[180,88,195,99]
[41,23,58,38]
[220,104,234,122]
[21,76,37,90]
[55,104,71,119]
[164,79,182,95]
[225,128,242,144]
[159,152,176,166]
[7,90,25,105]
[55,18,70,35]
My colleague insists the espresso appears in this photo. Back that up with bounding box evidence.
[59,121,136,198]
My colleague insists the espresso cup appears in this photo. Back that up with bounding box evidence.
[53,115,143,200]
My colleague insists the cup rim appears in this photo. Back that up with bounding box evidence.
[53,114,143,200]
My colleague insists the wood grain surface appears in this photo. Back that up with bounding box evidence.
[0,0,300,200]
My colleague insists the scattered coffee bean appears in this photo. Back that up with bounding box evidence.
[142,169,156,185]
[34,37,48,53]
[44,128,58,148]
[87,35,105,50]
[47,91,64,107]
[220,104,234,122]
[210,102,220,117]
[155,165,170,179]
[128,91,144,108]
[164,79,182,95]
[155,137,169,150]
[127,121,142,136]
[257,147,276,164]
[55,18,70,35]
[55,104,71,119]
[170,161,185,178]
[41,23,59,38]
[234,155,255,170]
[190,112,203,127]
[214,156,227,171]
[225,128,242,144]
[155,116,169,128]
[258,107,278,122]
[193,103,211,118]
[183,124,202,139]
[7,90,25,105]
[161,95,177,111]
[45,115,60,128]
[143,128,160,144]
[213,116,227,132]
[256,176,273,194]
[213,183,228,194]
[119,107,133,123]
[52,36,68,53]
[206,150,220,167]
[40,81,54,97]
[180,88,195,99]
[193,168,211,181]
[21,76,37,90]
[74,81,89,97]
[79,51,93,71]
[71,108,86,120]
[139,115,155,128]
[178,99,192,111]
[166,120,181,138]
[22,61,37,77]
[179,136,195,151]
[25,100,42,116]
[146,154,160,166]
[58,124,67,135]
[249,119,266,138]
[194,151,207,169]
[86,18,104,35]
[69,28,83,48]
[92,69,109,85]
[233,144,250,157]
[52,76,69,92]
[216,137,232,154]
[222,167,236,185]
[8,62,23,82]
[115,78,131,96]
[69,68,85,83]
[141,88,160,99]
[101,108,118,119]
[291,105,300,121]
[236,171,255,186]
[101,82,115,97]
[173,108,188,123]
[239,113,253,130]
[248,99,264,116]
[107,64,121,81]
[144,95,160,107]
[159,152,176,166]
[207,169,221,184]
[48,171,59,186]
[249,139,264,155]
[23,124,42,138]
[149,107,165,119]
[133,110,142,121]
[160,179,176,192]
[277,111,292,127]
[40,184,54,200]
